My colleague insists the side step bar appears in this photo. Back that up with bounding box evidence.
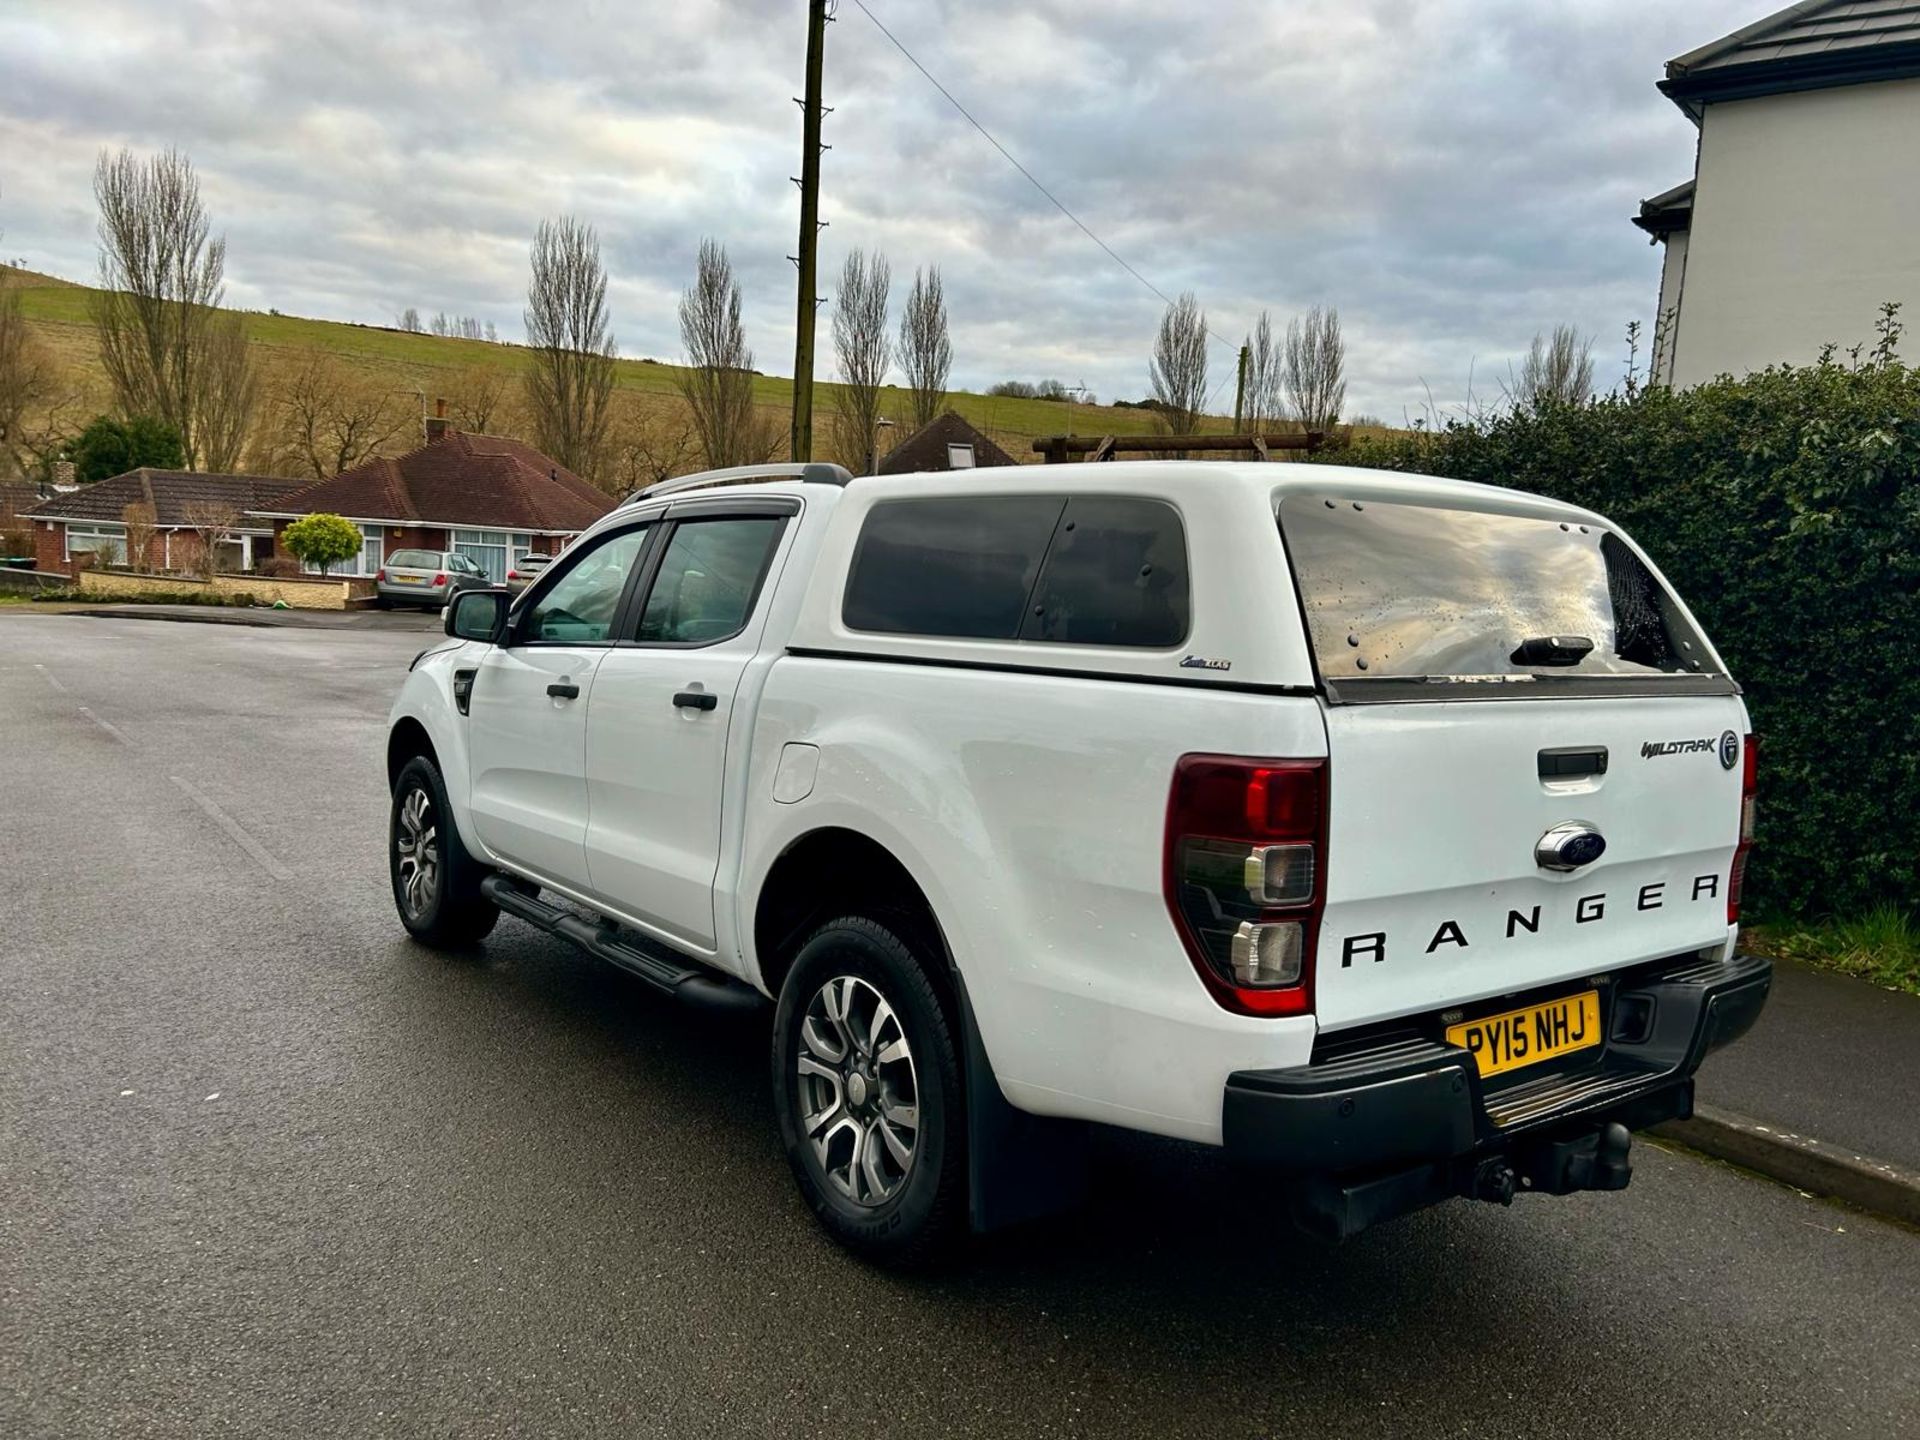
[479,875,766,1013]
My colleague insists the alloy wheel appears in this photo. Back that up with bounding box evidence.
[394,785,440,920]
[795,974,920,1207]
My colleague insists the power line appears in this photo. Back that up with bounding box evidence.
[848,0,1184,317]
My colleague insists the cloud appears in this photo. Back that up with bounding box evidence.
[0,0,1757,416]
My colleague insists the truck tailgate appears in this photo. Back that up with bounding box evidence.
[1316,695,1745,1030]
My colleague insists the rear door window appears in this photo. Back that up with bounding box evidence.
[842,494,1189,646]
[634,517,785,645]
[1279,497,1720,691]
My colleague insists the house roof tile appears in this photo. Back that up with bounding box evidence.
[260,430,614,533]
[22,470,300,528]
[876,412,1017,475]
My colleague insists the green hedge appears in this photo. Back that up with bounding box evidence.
[1314,354,1920,923]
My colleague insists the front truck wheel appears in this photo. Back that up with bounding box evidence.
[389,754,498,947]
[772,916,967,1264]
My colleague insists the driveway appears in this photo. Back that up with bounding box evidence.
[2,612,1917,1439]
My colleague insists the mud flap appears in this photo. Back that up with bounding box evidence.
[954,974,1090,1234]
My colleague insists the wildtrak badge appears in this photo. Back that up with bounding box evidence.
[1642,737,1716,759]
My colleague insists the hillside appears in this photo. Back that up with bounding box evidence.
[5,265,1277,478]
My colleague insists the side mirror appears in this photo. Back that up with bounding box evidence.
[445,587,509,642]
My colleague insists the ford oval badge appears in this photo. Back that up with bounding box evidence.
[1719,730,1739,771]
[1536,822,1607,872]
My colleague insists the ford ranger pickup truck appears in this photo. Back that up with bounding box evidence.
[384,459,1771,1262]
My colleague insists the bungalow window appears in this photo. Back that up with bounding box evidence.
[452,528,536,584]
[65,523,127,564]
[302,523,383,577]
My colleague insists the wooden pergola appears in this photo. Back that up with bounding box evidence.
[1032,432,1327,464]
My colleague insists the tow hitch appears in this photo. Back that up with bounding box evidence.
[1485,1121,1635,1202]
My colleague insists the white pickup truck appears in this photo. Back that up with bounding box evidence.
[385,459,1770,1261]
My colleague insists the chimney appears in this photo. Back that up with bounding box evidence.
[51,459,76,489]
[425,396,450,444]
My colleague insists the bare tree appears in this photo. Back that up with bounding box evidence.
[1283,305,1345,433]
[429,311,453,338]
[254,352,412,479]
[1149,292,1208,435]
[523,216,616,478]
[92,147,255,470]
[605,392,702,495]
[897,265,952,431]
[675,238,759,468]
[121,500,157,572]
[180,500,239,580]
[483,320,499,344]
[195,311,257,472]
[1243,311,1283,434]
[445,363,509,435]
[829,250,892,471]
[1514,324,1595,409]
[0,273,60,478]
[398,307,423,333]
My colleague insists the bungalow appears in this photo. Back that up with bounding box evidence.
[250,417,614,581]
[23,469,297,572]
[876,412,1016,474]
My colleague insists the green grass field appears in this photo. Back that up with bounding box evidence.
[7,264,1273,466]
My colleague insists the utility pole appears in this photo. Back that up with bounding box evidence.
[789,0,832,463]
[1233,342,1251,432]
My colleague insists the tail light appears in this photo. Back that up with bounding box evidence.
[432,572,447,586]
[1164,755,1328,1016]
[375,568,386,582]
[507,570,519,581]
[1729,733,1758,923]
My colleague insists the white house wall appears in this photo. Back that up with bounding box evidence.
[1653,228,1690,387]
[1671,77,1920,388]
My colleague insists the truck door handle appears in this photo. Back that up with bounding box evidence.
[673,690,718,711]
[546,681,581,700]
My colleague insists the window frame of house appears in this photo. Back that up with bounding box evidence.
[64,522,128,565]
[301,522,383,577]
[452,528,537,584]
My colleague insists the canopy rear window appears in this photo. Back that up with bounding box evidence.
[1279,497,1725,697]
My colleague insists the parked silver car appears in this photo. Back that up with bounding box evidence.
[375,550,490,609]
[505,551,553,595]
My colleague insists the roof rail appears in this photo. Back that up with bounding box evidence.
[621,461,854,506]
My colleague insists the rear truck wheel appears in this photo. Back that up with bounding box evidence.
[772,916,966,1265]
[389,754,497,947]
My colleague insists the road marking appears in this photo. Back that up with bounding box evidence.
[33,663,67,693]
[78,706,130,745]
[168,775,295,882]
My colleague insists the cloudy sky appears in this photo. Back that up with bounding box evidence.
[1,0,1761,420]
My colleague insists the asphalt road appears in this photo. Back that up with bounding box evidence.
[3,612,1917,1439]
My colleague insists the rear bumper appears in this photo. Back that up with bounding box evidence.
[1222,951,1771,1235]
[378,582,453,604]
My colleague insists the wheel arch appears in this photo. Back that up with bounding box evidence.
[386,715,438,790]
[752,826,957,1015]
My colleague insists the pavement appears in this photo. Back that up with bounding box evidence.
[3,611,1919,1438]
[1692,959,1920,1174]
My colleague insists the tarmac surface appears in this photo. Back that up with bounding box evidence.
[3,611,1917,1439]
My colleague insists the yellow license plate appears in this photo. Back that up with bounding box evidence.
[393,575,424,584]
[1447,990,1601,1078]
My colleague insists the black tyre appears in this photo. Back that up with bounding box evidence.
[772,916,966,1265]
[389,754,498,947]
[373,595,391,610]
